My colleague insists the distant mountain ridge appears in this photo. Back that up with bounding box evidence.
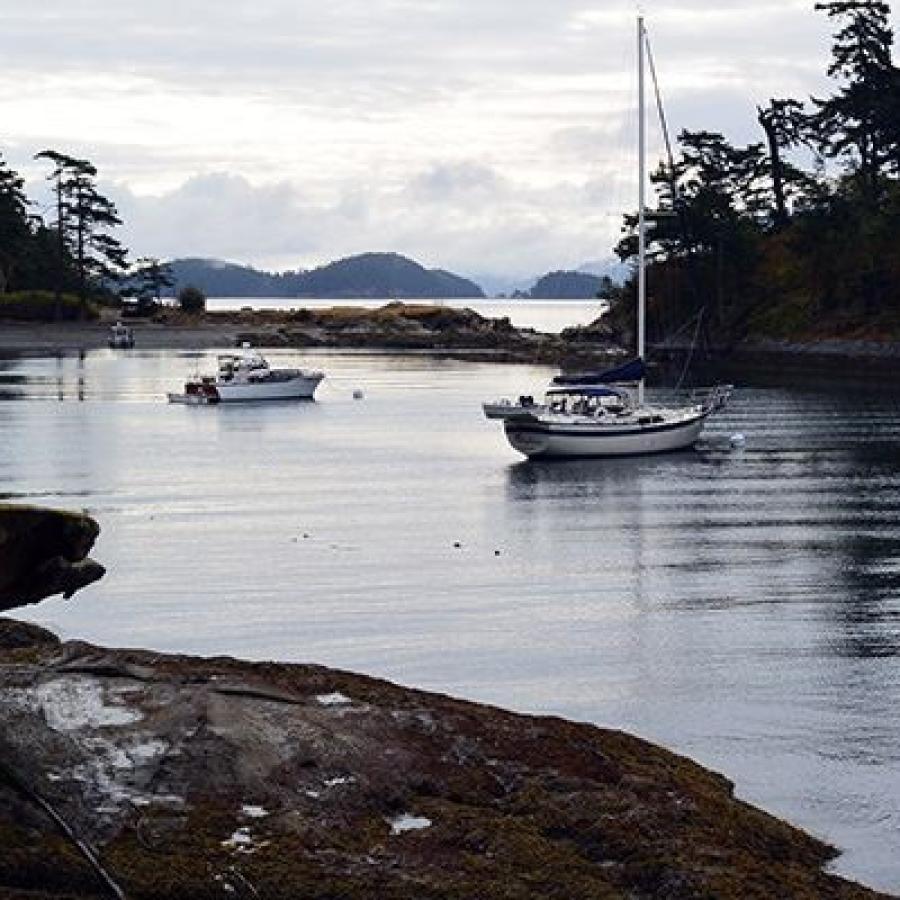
[167,253,484,299]
[510,270,612,300]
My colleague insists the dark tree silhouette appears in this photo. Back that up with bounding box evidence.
[811,1,898,201]
[757,99,807,228]
[128,257,174,313]
[35,150,128,316]
[0,154,31,294]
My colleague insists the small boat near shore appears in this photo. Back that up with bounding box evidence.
[108,322,134,349]
[167,347,324,405]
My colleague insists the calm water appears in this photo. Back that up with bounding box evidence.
[2,344,899,893]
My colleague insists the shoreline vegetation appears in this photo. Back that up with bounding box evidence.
[602,2,900,354]
[0,505,889,900]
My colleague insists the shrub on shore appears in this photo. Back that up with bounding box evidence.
[178,285,206,314]
[0,291,98,322]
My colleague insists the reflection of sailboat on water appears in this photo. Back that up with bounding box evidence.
[485,17,731,460]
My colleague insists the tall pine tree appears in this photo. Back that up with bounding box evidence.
[35,150,128,315]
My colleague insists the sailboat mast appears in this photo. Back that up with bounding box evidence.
[637,15,647,406]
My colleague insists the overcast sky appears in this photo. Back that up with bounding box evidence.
[1,1,895,285]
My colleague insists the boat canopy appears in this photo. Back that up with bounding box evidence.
[551,358,646,387]
[547,386,623,398]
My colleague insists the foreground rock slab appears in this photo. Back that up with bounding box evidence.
[0,621,886,900]
[0,506,105,613]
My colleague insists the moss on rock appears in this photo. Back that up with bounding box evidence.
[0,631,889,900]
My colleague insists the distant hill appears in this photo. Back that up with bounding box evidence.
[522,270,609,300]
[294,253,483,299]
[168,258,285,297]
[578,257,630,284]
[167,253,484,299]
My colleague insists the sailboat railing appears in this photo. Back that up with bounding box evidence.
[687,384,733,413]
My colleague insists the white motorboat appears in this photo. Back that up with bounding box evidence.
[485,17,730,460]
[167,347,324,404]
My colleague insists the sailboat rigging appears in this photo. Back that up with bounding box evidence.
[483,16,731,459]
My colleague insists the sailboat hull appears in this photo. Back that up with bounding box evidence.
[504,412,707,459]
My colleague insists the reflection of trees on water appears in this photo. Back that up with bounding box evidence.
[814,405,900,661]
[0,353,89,402]
[830,534,900,661]
[52,353,86,402]
[0,359,28,401]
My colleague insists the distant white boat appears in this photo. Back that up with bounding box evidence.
[108,322,134,349]
[167,347,324,404]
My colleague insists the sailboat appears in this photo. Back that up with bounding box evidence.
[485,17,731,460]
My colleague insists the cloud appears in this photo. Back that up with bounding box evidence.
[111,161,619,280]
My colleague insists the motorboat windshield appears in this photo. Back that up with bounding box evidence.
[218,350,270,380]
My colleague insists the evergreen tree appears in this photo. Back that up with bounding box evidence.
[128,257,174,313]
[757,99,811,227]
[35,150,128,315]
[35,150,78,311]
[811,1,898,201]
[0,154,32,293]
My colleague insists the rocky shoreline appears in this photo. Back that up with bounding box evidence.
[0,303,621,369]
[0,505,892,899]
[6,305,900,380]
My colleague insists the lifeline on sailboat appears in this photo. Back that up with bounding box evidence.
[485,17,731,460]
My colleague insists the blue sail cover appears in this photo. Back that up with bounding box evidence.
[551,358,646,387]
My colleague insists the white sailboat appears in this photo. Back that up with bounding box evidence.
[486,17,731,460]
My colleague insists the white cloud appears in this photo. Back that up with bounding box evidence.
[111,162,616,278]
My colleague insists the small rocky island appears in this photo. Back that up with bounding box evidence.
[229,302,619,366]
[0,507,887,899]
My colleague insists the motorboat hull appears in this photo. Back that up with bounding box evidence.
[504,411,707,459]
[214,373,323,402]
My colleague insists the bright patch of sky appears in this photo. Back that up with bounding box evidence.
[1,1,894,283]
